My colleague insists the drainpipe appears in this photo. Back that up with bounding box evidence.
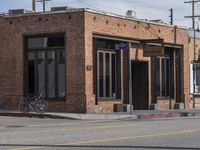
[128,42,133,114]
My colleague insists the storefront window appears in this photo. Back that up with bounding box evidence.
[156,57,170,98]
[96,39,121,99]
[190,63,200,94]
[97,51,116,98]
[26,35,66,100]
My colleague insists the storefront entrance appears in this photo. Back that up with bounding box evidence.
[132,61,149,110]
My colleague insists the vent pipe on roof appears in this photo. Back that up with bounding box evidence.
[126,10,136,18]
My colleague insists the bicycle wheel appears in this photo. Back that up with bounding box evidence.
[35,99,47,113]
[18,99,28,113]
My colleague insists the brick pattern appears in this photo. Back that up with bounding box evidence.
[85,11,189,112]
[0,10,190,112]
[0,12,87,113]
[157,99,175,109]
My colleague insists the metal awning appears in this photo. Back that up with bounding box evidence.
[93,34,183,49]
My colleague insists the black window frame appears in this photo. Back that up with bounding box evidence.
[96,39,121,100]
[24,34,66,101]
[156,56,170,99]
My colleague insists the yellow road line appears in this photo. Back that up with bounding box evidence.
[10,128,200,150]
[0,123,140,136]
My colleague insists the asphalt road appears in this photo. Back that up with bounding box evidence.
[0,116,200,150]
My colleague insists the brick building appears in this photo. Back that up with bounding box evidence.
[0,8,190,113]
[188,29,200,108]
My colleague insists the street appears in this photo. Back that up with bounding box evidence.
[0,116,200,150]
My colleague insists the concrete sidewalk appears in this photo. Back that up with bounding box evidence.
[0,110,137,120]
[0,109,200,120]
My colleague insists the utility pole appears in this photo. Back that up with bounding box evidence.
[184,0,200,29]
[32,0,36,12]
[184,0,200,108]
[169,8,173,25]
[36,0,51,12]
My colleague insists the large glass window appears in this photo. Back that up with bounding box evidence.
[97,51,116,98]
[58,51,66,98]
[48,52,55,98]
[156,57,170,98]
[26,35,66,100]
[190,63,200,94]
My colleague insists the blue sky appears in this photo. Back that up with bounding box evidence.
[0,0,199,28]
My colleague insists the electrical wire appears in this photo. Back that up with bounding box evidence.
[76,0,114,13]
[46,1,50,11]
[50,0,56,7]
[138,22,161,39]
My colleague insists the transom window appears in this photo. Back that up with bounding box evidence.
[26,34,66,100]
[156,57,170,98]
[28,35,64,49]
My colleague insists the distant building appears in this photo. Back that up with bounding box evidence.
[188,29,200,108]
[0,8,190,112]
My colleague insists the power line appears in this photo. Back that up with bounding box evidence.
[50,0,55,7]
[76,0,104,11]
[184,0,200,29]
[46,2,50,11]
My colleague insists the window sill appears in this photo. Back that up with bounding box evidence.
[157,97,173,100]
[46,98,66,101]
[98,98,121,102]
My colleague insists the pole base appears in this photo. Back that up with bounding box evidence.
[174,103,184,109]
[149,103,159,110]
[123,104,133,113]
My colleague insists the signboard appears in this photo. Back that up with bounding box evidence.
[143,44,164,57]
[142,39,164,57]
[115,43,129,50]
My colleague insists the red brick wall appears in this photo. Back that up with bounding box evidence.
[84,11,189,112]
[0,10,190,113]
[0,11,87,112]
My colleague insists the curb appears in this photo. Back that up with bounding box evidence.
[137,112,200,119]
[0,111,200,120]
[0,112,137,120]
[0,112,75,119]
[137,113,180,119]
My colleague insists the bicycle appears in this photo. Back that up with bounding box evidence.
[18,93,48,114]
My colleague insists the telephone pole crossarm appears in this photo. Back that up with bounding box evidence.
[36,0,51,12]
[184,0,200,3]
[184,15,200,18]
[184,0,200,29]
